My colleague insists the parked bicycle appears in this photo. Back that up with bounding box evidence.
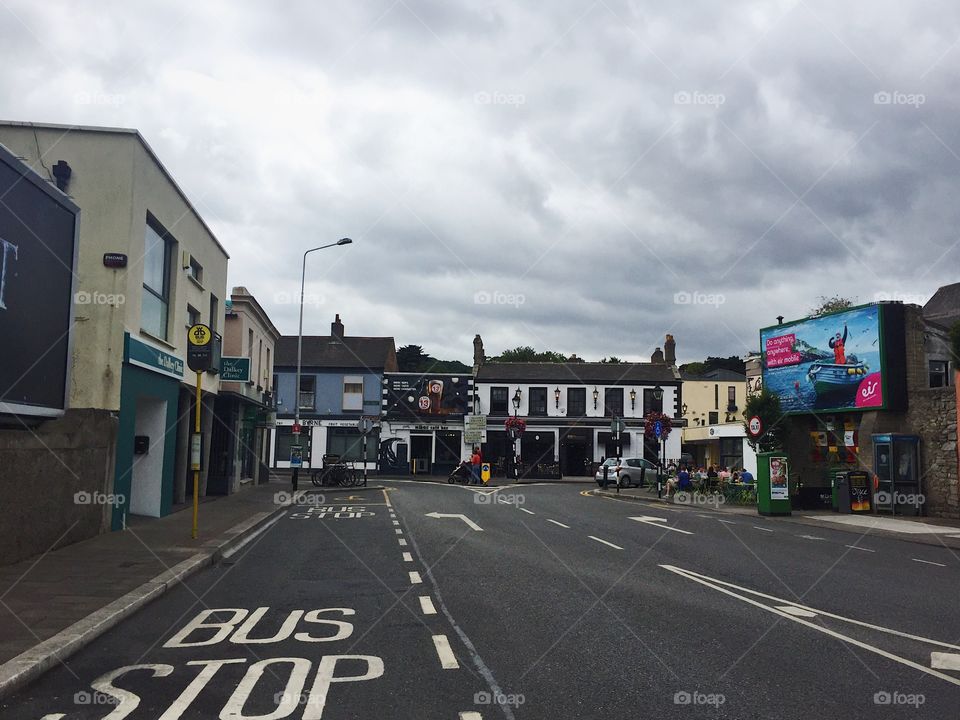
[311,454,363,487]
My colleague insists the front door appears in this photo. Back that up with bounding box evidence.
[560,428,592,477]
[410,434,432,474]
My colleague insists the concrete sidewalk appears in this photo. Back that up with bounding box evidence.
[594,486,960,549]
[0,482,299,697]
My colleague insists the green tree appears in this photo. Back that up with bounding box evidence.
[811,295,855,317]
[396,345,429,371]
[743,389,788,453]
[600,356,623,364]
[492,346,569,363]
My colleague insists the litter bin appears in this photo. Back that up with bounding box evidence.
[756,452,792,516]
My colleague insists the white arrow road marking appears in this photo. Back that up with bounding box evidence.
[425,512,484,531]
[432,634,459,669]
[629,516,694,535]
[547,519,570,528]
[661,564,960,687]
[913,558,946,567]
[419,596,437,615]
[588,536,623,550]
[931,652,960,670]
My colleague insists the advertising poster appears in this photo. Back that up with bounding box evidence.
[848,470,872,512]
[769,456,789,500]
[760,305,885,414]
[383,374,470,419]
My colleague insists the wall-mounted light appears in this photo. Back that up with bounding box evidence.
[592,387,599,409]
[629,388,637,410]
[512,388,522,411]
[653,384,664,401]
[682,402,688,415]
[554,387,561,408]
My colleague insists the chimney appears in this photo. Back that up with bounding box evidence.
[664,334,676,366]
[331,314,344,337]
[651,347,664,363]
[473,334,485,370]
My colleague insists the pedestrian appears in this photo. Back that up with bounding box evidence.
[470,447,482,485]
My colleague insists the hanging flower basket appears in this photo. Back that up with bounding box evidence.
[643,411,673,440]
[504,416,527,439]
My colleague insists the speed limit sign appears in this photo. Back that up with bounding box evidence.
[747,416,763,438]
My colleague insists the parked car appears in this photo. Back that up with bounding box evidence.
[594,457,659,488]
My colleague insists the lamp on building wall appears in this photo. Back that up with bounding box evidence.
[554,387,561,408]
[592,387,599,409]
[653,384,664,401]
[682,402,688,415]
[512,388,522,415]
[629,388,637,410]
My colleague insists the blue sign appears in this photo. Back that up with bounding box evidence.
[654,420,663,439]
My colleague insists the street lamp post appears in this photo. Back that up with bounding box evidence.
[291,238,352,492]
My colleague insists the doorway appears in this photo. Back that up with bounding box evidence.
[130,397,167,517]
[410,434,433,474]
[560,428,592,477]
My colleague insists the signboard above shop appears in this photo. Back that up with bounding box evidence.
[382,373,471,419]
[220,356,251,382]
[759,303,906,415]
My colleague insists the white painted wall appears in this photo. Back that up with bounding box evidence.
[130,397,166,517]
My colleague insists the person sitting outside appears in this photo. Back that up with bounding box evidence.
[718,466,731,486]
[740,467,755,485]
[667,465,693,498]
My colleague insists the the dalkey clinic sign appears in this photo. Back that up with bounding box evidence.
[0,145,79,416]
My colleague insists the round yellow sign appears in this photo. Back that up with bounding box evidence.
[188,323,212,346]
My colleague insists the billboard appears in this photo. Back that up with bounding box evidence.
[760,304,892,414]
[383,373,470,419]
[0,146,79,416]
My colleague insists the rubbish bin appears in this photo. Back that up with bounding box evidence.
[756,452,792,516]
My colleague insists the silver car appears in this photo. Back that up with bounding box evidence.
[594,457,659,488]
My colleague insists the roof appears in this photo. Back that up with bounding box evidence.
[228,288,281,340]
[681,368,746,382]
[475,362,679,384]
[924,282,960,327]
[275,335,397,371]
[0,121,229,259]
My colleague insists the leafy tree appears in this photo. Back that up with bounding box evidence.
[600,356,623,364]
[679,356,745,376]
[396,344,469,373]
[811,295,855,317]
[743,389,788,453]
[492,346,569,363]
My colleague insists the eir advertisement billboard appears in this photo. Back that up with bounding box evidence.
[0,145,79,416]
[759,304,895,414]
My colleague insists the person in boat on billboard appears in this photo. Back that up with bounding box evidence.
[828,324,848,364]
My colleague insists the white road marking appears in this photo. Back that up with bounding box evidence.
[913,558,947,567]
[459,713,483,720]
[382,488,393,507]
[775,605,818,618]
[39,716,65,719]
[798,535,825,541]
[409,571,422,584]
[661,564,960,687]
[395,528,403,535]
[392,520,400,526]
[629,516,694,535]
[588,536,623,550]
[432,634,459,669]
[402,552,413,562]
[716,519,737,525]
[222,512,286,559]
[753,526,774,533]
[931,652,960,670]
[425,512,484,531]
[398,538,408,546]
[419,596,437,615]
[519,508,535,515]
[547,519,570,528]
[845,545,875,552]
[696,514,712,518]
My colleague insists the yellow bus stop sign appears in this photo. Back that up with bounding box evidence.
[188,323,211,346]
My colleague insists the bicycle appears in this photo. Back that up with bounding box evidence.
[311,456,362,487]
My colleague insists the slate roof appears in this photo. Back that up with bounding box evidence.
[475,362,679,384]
[275,336,397,371]
[681,368,746,382]
[924,282,960,328]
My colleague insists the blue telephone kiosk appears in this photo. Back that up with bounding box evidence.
[872,434,921,516]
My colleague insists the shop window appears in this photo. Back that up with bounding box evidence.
[567,387,586,416]
[490,386,509,414]
[343,375,364,411]
[604,388,624,417]
[529,387,548,416]
[275,426,310,465]
[299,376,316,410]
[327,427,378,461]
[929,360,950,388]
[141,220,172,340]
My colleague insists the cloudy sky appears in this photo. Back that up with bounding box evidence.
[4,0,959,364]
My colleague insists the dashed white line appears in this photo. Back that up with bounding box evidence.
[459,713,482,720]
[409,571,422,584]
[588,535,623,550]
[845,545,875,552]
[753,526,774,533]
[519,508,535,515]
[716,519,737,525]
[398,538,408,546]
[432,634,460,669]
[931,652,960,670]
[392,520,400,526]
[402,552,413,562]
[395,528,403,535]
[913,558,946,567]
[547,519,570,528]
[419,595,437,615]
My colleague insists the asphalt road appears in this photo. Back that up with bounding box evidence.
[4,481,960,719]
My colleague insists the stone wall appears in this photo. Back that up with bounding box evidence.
[908,385,959,518]
[0,409,117,565]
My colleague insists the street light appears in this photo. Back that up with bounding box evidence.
[291,237,353,492]
[554,387,561,408]
[592,387,599,409]
[629,388,637,410]
[512,388,522,414]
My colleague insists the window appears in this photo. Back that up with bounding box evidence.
[327,427,378,461]
[266,349,272,388]
[643,388,663,414]
[299,376,316,410]
[930,360,950,388]
[248,329,254,359]
[604,388,624,417]
[141,222,172,339]
[567,388,586,416]
[714,384,719,409]
[272,373,278,398]
[275,426,310,466]
[209,294,219,333]
[343,375,364,411]
[188,256,203,284]
[727,386,737,410]
[490,386,509,414]
[258,339,263,386]
[529,387,547,416]
[708,411,719,425]
[186,305,200,327]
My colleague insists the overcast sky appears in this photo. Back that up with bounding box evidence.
[4,0,959,364]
